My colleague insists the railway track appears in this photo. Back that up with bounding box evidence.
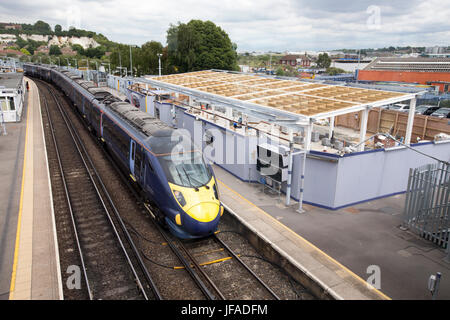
[156,220,281,300]
[38,78,313,300]
[36,79,161,300]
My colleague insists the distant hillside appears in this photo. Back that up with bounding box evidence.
[0,33,100,49]
[0,20,123,59]
[0,20,97,39]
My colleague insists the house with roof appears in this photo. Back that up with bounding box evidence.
[279,54,312,67]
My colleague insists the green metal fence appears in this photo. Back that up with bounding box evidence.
[404,162,450,253]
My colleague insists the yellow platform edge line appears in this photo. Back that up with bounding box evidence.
[9,87,32,300]
[217,179,391,300]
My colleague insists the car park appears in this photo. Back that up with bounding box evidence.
[430,107,450,118]
[386,103,409,111]
[415,105,441,115]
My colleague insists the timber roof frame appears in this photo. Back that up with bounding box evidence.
[138,69,421,127]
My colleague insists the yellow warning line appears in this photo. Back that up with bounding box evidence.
[217,179,391,300]
[9,87,31,299]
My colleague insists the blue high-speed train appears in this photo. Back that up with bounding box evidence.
[24,63,223,239]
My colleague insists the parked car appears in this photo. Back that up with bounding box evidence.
[386,103,409,111]
[430,107,450,118]
[415,105,441,115]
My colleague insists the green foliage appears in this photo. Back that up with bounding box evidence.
[55,24,62,36]
[3,19,242,77]
[20,48,31,56]
[109,41,168,76]
[85,46,106,59]
[317,53,331,69]
[167,20,238,72]
[275,66,285,76]
[15,36,27,49]
[237,53,281,68]
[71,44,85,55]
[33,20,52,34]
[0,20,97,38]
[49,45,62,55]
[326,67,346,75]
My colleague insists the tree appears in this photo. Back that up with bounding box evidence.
[316,53,331,69]
[167,20,238,72]
[326,67,346,75]
[20,48,31,56]
[15,36,27,49]
[33,20,52,34]
[71,44,85,55]
[55,24,63,36]
[49,45,62,55]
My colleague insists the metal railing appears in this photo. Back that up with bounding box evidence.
[404,162,450,258]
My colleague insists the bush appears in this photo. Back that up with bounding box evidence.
[49,45,62,55]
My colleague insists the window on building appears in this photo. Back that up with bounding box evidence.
[8,97,15,111]
[0,98,7,111]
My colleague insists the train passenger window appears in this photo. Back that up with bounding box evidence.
[131,142,135,161]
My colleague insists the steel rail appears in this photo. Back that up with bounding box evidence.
[175,239,226,300]
[40,86,93,300]
[142,204,217,300]
[37,80,151,300]
[213,234,281,300]
[44,82,163,300]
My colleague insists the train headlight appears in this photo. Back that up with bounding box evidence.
[173,190,186,207]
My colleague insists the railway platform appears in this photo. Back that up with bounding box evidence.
[0,78,63,300]
[215,165,450,300]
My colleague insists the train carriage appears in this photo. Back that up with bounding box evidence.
[24,63,223,239]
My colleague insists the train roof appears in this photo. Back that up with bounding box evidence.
[109,101,172,137]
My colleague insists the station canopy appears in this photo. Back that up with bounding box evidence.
[143,70,416,126]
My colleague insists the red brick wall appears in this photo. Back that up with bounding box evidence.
[357,70,450,92]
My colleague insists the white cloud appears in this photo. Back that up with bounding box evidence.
[0,0,449,51]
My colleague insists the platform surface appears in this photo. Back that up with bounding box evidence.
[214,165,450,300]
[0,78,62,300]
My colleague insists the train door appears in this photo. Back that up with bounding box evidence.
[100,112,104,138]
[130,140,136,179]
[130,140,143,182]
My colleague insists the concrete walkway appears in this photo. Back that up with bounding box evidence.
[214,164,450,300]
[5,78,62,300]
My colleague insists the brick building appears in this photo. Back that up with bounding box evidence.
[358,57,450,93]
[279,54,311,67]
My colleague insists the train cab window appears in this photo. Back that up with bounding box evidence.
[131,142,135,161]
[158,151,211,188]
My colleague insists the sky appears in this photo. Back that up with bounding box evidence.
[1,0,450,52]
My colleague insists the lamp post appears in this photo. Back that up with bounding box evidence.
[101,62,111,74]
[129,45,137,77]
[157,53,162,76]
[118,50,122,77]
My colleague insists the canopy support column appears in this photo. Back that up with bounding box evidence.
[405,97,417,145]
[358,107,369,152]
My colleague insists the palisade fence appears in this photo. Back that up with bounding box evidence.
[404,162,450,257]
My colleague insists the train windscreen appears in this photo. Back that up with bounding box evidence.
[148,135,212,188]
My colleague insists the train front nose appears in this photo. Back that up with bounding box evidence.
[184,202,221,236]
